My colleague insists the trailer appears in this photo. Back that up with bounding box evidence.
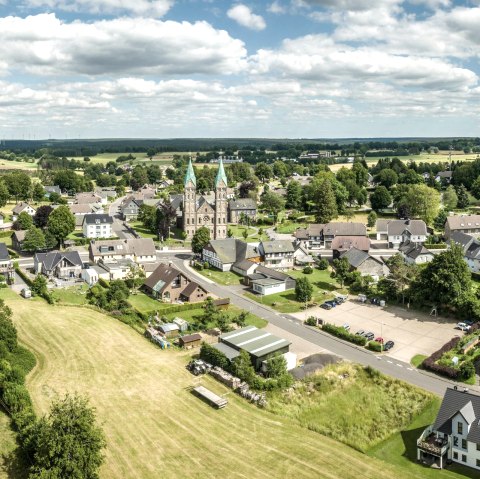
[191,386,227,409]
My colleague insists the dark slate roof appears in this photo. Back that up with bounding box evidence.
[450,231,480,260]
[451,231,475,249]
[181,281,206,297]
[323,222,367,237]
[169,194,184,211]
[82,214,114,225]
[261,240,295,254]
[35,250,83,272]
[434,388,480,443]
[229,198,257,210]
[143,263,183,294]
[340,247,375,268]
[398,241,433,259]
[0,243,10,262]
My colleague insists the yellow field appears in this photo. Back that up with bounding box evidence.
[0,160,38,170]
[0,293,435,479]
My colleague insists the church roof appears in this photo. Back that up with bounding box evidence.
[215,158,228,188]
[184,158,196,187]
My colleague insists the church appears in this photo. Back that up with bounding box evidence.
[182,158,228,240]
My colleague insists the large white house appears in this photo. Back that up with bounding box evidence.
[376,219,428,249]
[417,387,480,471]
[82,214,114,239]
[450,231,480,273]
[89,238,157,265]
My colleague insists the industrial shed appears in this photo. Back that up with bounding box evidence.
[216,326,291,370]
[179,334,202,349]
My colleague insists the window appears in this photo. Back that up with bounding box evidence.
[477,444,480,451]
[453,452,458,460]
[462,455,467,463]
[477,459,480,467]
[454,436,459,447]
[458,422,463,434]
[462,439,467,449]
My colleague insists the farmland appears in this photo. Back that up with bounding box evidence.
[0,293,444,479]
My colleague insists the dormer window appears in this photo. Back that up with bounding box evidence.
[458,422,463,434]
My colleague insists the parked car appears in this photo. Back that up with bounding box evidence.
[457,322,471,332]
[384,340,395,351]
[343,323,350,331]
[358,294,367,303]
[370,298,380,305]
[375,337,384,344]
[355,329,365,336]
[464,319,474,326]
[320,302,333,310]
[364,332,375,341]
[324,300,337,308]
[334,297,345,305]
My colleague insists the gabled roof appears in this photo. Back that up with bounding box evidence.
[446,215,480,231]
[376,219,427,236]
[229,198,257,210]
[12,202,34,214]
[331,236,371,252]
[11,230,27,242]
[143,263,184,294]
[82,214,114,225]
[45,185,61,194]
[399,241,433,259]
[340,247,371,268]
[89,238,156,258]
[69,203,94,215]
[0,243,10,262]
[205,239,259,264]
[34,250,83,272]
[323,222,367,237]
[181,281,206,297]
[261,240,295,254]
[233,259,257,273]
[184,158,196,187]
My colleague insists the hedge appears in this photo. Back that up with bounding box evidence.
[367,341,383,352]
[0,230,12,238]
[142,298,230,317]
[424,243,447,249]
[321,323,367,346]
[422,337,461,380]
[14,265,32,287]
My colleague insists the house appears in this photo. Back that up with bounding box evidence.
[69,203,97,215]
[120,196,141,221]
[12,202,36,221]
[81,264,110,286]
[179,333,202,349]
[231,259,258,277]
[450,231,480,273]
[75,192,105,205]
[294,224,323,249]
[34,251,83,279]
[228,198,257,224]
[340,248,389,281]
[294,222,367,249]
[95,258,136,280]
[44,185,62,197]
[376,219,428,248]
[258,240,295,271]
[293,245,315,266]
[214,326,291,370]
[246,264,296,296]
[0,243,13,281]
[331,236,371,259]
[82,214,114,239]
[435,171,453,183]
[11,230,27,251]
[445,215,480,240]
[202,238,261,272]
[89,238,156,265]
[417,387,480,470]
[399,242,435,265]
[142,263,208,303]
[95,186,117,199]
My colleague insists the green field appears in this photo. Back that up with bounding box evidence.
[0,410,25,479]
[195,268,243,285]
[70,152,147,165]
[129,221,158,240]
[0,292,460,479]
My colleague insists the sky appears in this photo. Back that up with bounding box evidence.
[0,0,480,140]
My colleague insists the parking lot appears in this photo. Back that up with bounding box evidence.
[290,300,461,363]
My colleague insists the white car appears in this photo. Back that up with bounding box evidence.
[457,322,471,332]
[342,323,350,331]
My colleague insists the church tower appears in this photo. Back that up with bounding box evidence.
[183,158,197,239]
[214,158,228,239]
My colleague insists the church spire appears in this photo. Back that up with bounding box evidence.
[215,157,228,188]
[184,158,196,187]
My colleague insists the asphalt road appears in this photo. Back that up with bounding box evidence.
[163,252,467,397]
[108,195,135,240]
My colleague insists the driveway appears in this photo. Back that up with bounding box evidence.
[290,301,460,363]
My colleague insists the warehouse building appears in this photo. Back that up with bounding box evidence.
[214,326,291,370]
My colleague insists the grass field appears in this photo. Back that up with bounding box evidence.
[0,160,38,170]
[129,221,158,240]
[1,292,457,479]
[50,284,89,305]
[195,268,243,286]
[70,152,147,165]
[0,410,25,479]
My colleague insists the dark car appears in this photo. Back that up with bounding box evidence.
[334,297,345,305]
[364,332,375,341]
[384,340,395,351]
[324,300,337,308]
[320,302,333,310]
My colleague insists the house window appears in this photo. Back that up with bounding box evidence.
[477,444,480,451]
[453,452,458,460]
[477,459,480,467]
[462,455,467,463]
[454,436,459,447]
[462,439,467,449]
[458,422,463,434]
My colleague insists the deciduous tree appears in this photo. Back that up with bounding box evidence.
[46,205,75,247]
[191,226,211,255]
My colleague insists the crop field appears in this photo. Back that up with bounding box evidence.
[0,159,38,170]
[1,293,438,479]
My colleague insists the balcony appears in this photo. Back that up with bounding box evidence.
[417,426,449,457]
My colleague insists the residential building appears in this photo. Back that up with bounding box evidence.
[294,224,323,249]
[445,215,480,240]
[228,198,257,224]
[11,230,27,251]
[435,171,453,183]
[293,245,315,266]
[0,243,13,281]
[258,240,295,270]
[34,251,83,279]
[44,185,62,197]
[120,196,141,221]
[245,264,296,296]
[214,326,291,370]
[399,242,435,265]
[82,214,114,239]
[295,222,367,249]
[417,387,480,470]
[95,258,136,281]
[202,238,261,272]
[75,192,105,205]
[142,263,208,303]
[376,219,428,248]
[89,238,156,265]
[340,248,389,281]
[12,202,36,221]
[95,186,117,199]
[331,236,371,259]
[451,231,480,273]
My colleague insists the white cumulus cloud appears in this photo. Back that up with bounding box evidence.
[227,4,266,30]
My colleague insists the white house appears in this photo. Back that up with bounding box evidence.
[12,202,36,221]
[245,265,296,296]
[399,242,435,265]
[376,219,428,249]
[450,231,480,273]
[258,240,295,271]
[89,238,156,264]
[82,214,114,239]
[417,387,480,471]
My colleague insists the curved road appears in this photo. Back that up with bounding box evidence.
[160,251,468,397]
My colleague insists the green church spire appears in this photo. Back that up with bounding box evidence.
[215,158,228,188]
[184,158,196,187]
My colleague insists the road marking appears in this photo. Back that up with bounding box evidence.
[387,360,393,363]
[407,368,413,371]
[396,364,403,367]
[376,356,382,360]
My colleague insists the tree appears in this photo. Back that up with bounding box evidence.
[130,166,149,191]
[31,275,48,297]
[471,176,480,199]
[191,226,211,255]
[32,183,45,202]
[375,168,398,189]
[235,311,248,327]
[455,184,470,209]
[242,229,248,240]
[125,264,145,293]
[313,179,337,223]
[286,180,302,209]
[33,205,53,228]
[0,181,9,207]
[200,296,218,327]
[231,350,255,383]
[260,191,285,224]
[434,209,448,231]
[295,276,313,303]
[29,394,106,479]
[255,163,273,183]
[405,184,441,224]
[238,180,257,199]
[367,211,377,228]
[156,202,176,241]
[442,185,458,210]
[370,186,392,211]
[23,227,46,252]
[138,204,157,233]
[264,353,288,378]
[46,205,75,247]
[332,257,350,288]
[384,254,418,303]
[3,172,31,201]
[13,212,33,231]
[0,300,15,352]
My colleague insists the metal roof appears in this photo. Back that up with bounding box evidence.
[215,157,228,187]
[184,158,197,187]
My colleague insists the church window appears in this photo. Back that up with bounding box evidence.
[187,218,189,224]
[199,217,202,224]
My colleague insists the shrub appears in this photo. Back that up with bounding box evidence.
[303,266,313,274]
[322,323,367,346]
[422,337,461,380]
[367,341,383,352]
[317,258,329,270]
[459,360,476,381]
[305,316,317,326]
[199,343,229,370]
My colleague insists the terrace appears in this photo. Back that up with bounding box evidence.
[417,425,449,467]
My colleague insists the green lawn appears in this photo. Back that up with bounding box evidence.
[411,354,427,368]
[127,291,172,313]
[368,397,480,478]
[130,221,158,240]
[70,152,147,165]
[50,285,89,306]
[0,410,26,479]
[195,268,243,286]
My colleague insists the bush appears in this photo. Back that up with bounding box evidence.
[367,341,383,352]
[422,337,461,380]
[322,323,367,346]
[317,258,329,270]
[305,316,317,326]
[199,343,229,370]
[459,360,476,381]
[303,266,313,274]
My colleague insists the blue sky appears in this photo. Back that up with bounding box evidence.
[0,0,479,139]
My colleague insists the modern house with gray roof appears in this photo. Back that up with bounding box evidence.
[340,248,389,282]
[228,198,257,224]
[398,241,435,265]
[450,231,480,273]
[295,222,367,249]
[445,215,480,240]
[376,219,428,248]
[34,250,83,280]
[246,264,296,296]
[202,238,261,271]
[417,387,480,470]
